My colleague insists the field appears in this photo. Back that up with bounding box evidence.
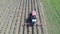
[43,0,60,34]
[1,0,60,34]
[0,0,46,34]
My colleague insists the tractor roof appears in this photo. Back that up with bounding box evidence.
[32,10,36,16]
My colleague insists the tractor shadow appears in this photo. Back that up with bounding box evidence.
[25,13,33,27]
[25,18,33,27]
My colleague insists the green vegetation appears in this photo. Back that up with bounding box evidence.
[43,0,60,34]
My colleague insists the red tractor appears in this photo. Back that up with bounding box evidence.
[25,10,37,26]
[31,10,36,24]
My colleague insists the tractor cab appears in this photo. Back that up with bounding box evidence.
[25,10,37,26]
[29,10,37,25]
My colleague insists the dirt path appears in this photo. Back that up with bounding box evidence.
[38,0,48,34]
